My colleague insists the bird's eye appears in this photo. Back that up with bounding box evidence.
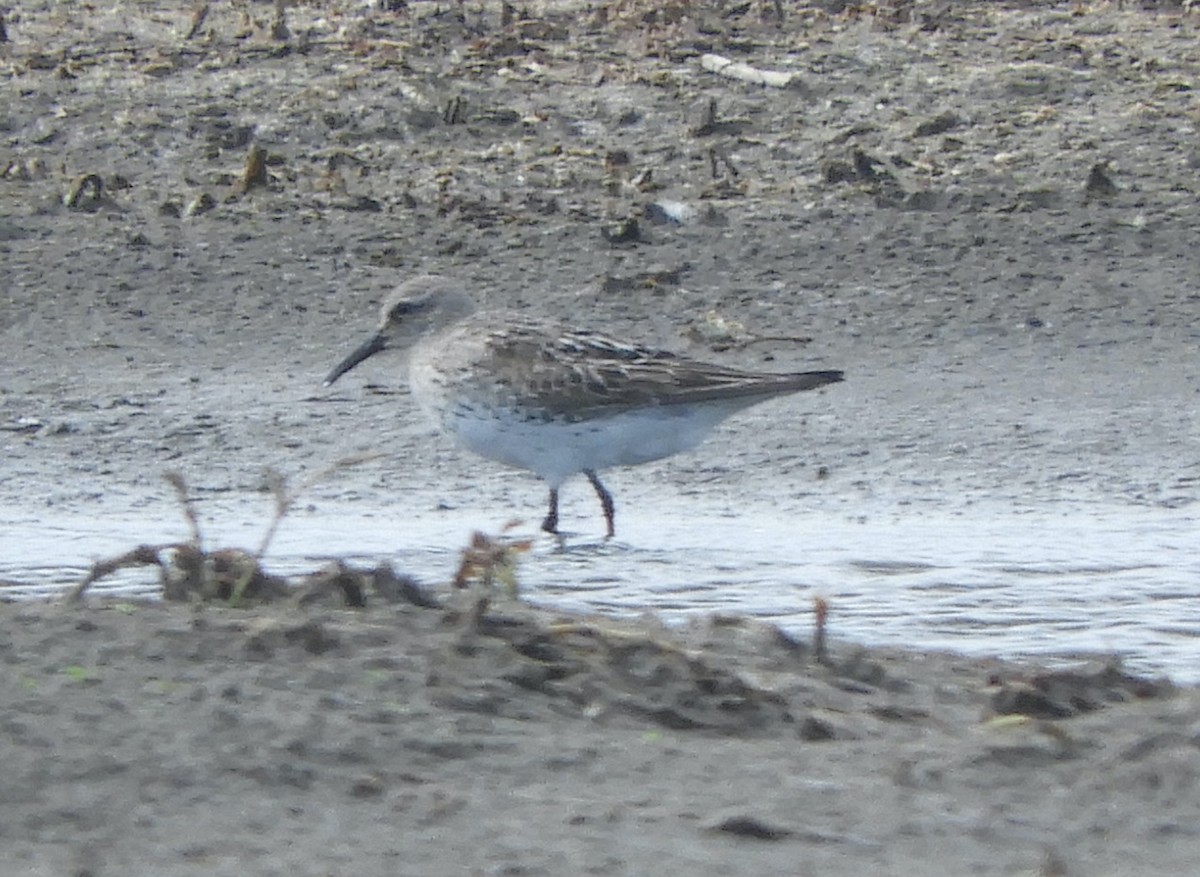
[389,299,417,320]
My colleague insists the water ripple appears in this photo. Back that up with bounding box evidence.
[2,502,1198,681]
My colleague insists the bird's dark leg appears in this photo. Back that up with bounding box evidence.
[584,469,615,538]
[541,487,559,534]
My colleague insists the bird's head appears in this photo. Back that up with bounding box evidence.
[324,275,475,386]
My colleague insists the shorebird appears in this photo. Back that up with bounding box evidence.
[325,275,843,538]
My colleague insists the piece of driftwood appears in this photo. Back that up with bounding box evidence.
[700,54,796,88]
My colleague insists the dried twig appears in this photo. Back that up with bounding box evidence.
[452,522,532,597]
[67,545,168,603]
[164,470,203,549]
[813,596,830,664]
[255,453,383,558]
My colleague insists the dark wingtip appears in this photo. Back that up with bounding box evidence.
[804,369,845,388]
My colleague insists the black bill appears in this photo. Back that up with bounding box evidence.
[324,332,387,386]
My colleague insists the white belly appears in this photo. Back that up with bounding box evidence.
[436,403,740,488]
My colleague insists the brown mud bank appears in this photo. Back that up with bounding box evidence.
[1,590,1195,877]
[4,0,1200,872]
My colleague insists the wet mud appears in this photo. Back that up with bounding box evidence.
[4,1,1200,873]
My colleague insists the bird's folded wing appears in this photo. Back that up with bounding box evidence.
[480,324,840,420]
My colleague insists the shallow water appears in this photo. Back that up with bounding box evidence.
[2,501,1197,681]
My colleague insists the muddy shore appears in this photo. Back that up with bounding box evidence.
[4,1,1200,874]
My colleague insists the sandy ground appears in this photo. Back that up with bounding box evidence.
[4,0,1200,873]
[0,596,1193,877]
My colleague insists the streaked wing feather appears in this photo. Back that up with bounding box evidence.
[480,322,841,420]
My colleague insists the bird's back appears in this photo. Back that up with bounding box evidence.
[412,312,842,422]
